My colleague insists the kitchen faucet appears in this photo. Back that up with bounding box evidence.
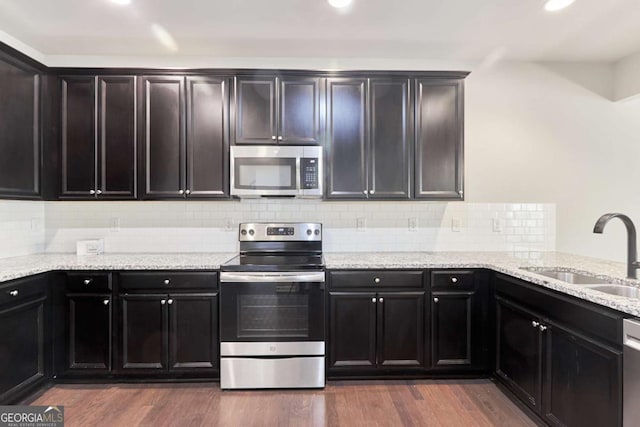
[593,213,640,279]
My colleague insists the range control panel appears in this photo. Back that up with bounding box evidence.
[267,227,295,236]
[300,158,319,189]
[239,223,322,241]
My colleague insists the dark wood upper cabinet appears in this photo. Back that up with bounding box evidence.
[186,76,230,198]
[414,78,464,200]
[60,75,136,200]
[326,78,368,199]
[233,75,323,145]
[369,78,411,199]
[279,76,323,145]
[0,54,40,199]
[142,75,229,199]
[141,76,185,198]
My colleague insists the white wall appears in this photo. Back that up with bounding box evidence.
[0,200,44,259]
[464,61,640,263]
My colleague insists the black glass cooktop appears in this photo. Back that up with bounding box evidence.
[221,254,325,272]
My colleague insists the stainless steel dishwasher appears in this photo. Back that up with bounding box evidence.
[624,319,640,426]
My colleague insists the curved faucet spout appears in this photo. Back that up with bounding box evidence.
[593,213,639,279]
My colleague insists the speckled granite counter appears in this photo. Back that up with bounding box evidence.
[2,251,640,316]
[325,251,640,317]
[0,253,235,283]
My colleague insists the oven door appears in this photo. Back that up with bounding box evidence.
[219,271,325,343]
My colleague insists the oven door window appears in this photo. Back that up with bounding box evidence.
[235,158,297,190]
[220,282,324,342]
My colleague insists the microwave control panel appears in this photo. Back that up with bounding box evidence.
[301,158,319,189]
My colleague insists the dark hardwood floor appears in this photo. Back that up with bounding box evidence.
[23,379,536,426]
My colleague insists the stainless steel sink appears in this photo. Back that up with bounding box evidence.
[588,285,640,298]
[520,268,610,285]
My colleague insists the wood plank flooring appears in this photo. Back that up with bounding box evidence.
[23,379,537,427]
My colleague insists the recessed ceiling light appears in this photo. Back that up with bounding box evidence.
[328,0,352,9]
[110,0,131,5]
[544,0,575,12]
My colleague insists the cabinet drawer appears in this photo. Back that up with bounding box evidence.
[431,270,475,290]
[329,270,423,290]
[66,273,111,292]
[0,275,48,306]
[119,272,218,291]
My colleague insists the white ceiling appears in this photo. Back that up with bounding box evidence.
[0,0,639,63]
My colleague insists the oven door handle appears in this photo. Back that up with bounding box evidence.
[220,271,325,283]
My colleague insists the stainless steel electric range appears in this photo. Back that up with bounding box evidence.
[219,222,325,389]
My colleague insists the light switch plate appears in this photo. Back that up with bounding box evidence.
[356,217,366,232]
[408,217,418,232]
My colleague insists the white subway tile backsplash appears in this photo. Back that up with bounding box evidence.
[0,201,45,259]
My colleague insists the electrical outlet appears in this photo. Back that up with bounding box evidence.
[408,217,418,232]
[224,218,235,231]
[492,218,503,233]
[356,217,366,232]
[451,217,461,232]
[30,217,41,232]
[109,217,120,232]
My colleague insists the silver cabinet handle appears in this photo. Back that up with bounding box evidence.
[451,277,458,283]
[84,279,92,285]
[89,190,96,195]
[532,321,540,328]
[539,325,548,332]
[161,299,166,305]
[185,190,191,195]
[164,279,170,285]
[371,297,376,303]
[103,299,110,305]
[168,299,174,305]
[434,297,439,303]
[278,136,283,141]
[379,297,384,303]
[9,290,18,297]
[374,277,381,284]
[363,190,367,195]
[369,190,375,195]
[96,190,102,195]
[178,190,184,195]
[271,136,277,140]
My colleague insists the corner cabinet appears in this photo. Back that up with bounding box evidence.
[495,273,623,427]
[232,75,323,145]
[60,75,137,200]
[414,78,464,200]
[325,77,411,200]
[0,51,41,199]
[140,75,230,199]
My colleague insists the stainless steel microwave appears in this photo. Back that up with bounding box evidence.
[230,146,323,198]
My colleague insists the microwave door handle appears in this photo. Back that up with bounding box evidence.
[296,156,301,192]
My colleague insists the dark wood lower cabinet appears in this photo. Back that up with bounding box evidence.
[543,321,622,427]
[0,295,47,403]
[120,293,218,375]
[66,294,112,373]
[328,290,425,375]
[431,291,475,368]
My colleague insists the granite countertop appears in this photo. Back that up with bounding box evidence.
[1,251,640,317]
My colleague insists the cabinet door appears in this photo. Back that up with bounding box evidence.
[185,76,229,198]
[495,296,542,413]
[233,76,277,144]
[328,292,376,371]
[66,294,111,373]
[326,78,368,199]
[369,78,411,199]
[60,76,96,199]
[431,291,476,369]
[278,76,323,145]
[414,78,464,200]
[97,76,136,199]
[0,296,46,403]
[141,76,185,198]
[377,292,424,368]
[543,322,622,427]
[0,56,40,198]
[120,294,168,372]
[168,294,218,373]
